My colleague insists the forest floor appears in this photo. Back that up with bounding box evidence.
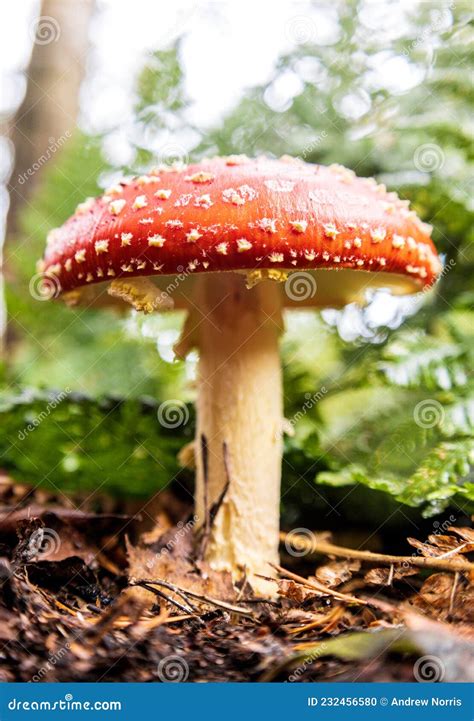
[0,473,473,683]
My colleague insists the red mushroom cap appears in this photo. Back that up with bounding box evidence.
[40,156,441,307]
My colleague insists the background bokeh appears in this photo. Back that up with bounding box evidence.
[0,0,472,535]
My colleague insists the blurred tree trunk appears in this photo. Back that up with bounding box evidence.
[1,0,94,356]
[8,0,94,217]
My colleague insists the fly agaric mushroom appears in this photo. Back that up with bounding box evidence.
[39,156,441,591]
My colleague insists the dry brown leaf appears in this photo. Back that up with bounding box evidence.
[409,572,474,623]
[315,560,360,588]
[448,527,474,544]
[364,566,418,586]
[407,537,464,560]
[429,534,474,554]
[278,579,321,604]
[427,534,463,551]
[414,573,454,608]
[126,536,235,608]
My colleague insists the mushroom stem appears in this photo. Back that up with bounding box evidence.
[193,273,284,592]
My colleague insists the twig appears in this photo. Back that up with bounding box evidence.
[135,581,194,615]
[233,598,281,606]
[86,604,102,615]
[448,571,459,618]
[197,439,230,558]
[208,441,231,527]
[197,435,210,559]
[271,563,367,606]
[279,531,474,573]
[132,577,199,612]
[135,578,257,619]
[183,590,256,619]
[288,605,346,636]
[112,614,194,629]
[201,434,210,537]
[436,543,469,560]
[130,581,197,617]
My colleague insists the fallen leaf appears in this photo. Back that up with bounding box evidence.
[365,566,418,585]
[315,560,360,588]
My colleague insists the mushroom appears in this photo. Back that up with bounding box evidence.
[39,156,441,592]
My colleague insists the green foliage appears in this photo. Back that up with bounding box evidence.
[0,388,422,528]
[3,2,473,522]
[0,389,194,498]
[136,47,186,113]
[201,0,474,519]
[5,134,188,399]
[377,331,468,391]
[318,438,474,518]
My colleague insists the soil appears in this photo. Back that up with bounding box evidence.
[0,473,473,683]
